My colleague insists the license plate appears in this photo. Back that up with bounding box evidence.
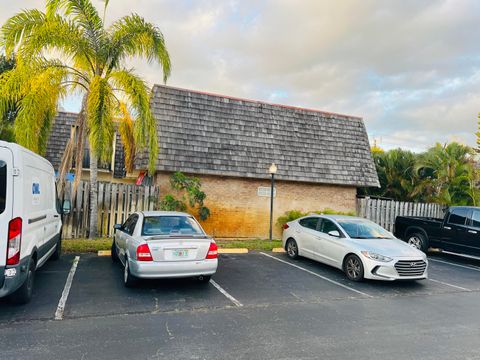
[172,249,188,258]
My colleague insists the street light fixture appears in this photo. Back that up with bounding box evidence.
[268,163,277,241]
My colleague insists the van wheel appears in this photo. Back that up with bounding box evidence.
[10,259,36,305]
[111,240,119,262]
[123,259,137,288]
[407,233,428,253]
[51,237,62,261]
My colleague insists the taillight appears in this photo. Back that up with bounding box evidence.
[136,243,153,261]
[206,242,218,259]
[283,223,289,230]
[7,217,22,265]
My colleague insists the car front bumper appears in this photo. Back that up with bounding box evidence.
[362,257,428,281]
[129,258,218,279]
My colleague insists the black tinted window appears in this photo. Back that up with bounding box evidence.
[448,209,468,225]
[299,217,319,230]
[142,216,204,236]
[0,160,6,214]
[321,219,340,235]
[471,210,480,228]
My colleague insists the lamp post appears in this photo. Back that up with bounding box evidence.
[268,163,277,241]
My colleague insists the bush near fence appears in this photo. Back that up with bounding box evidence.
[62,181,159,239]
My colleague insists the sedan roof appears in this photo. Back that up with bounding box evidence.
[141,211,193,217]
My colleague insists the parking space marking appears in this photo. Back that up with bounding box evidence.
[429,258,480,272]
[428,278,472,292]
[210,280,243,307]
[260,252,373,298]
[54,256,80,320]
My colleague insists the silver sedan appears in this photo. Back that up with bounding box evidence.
[112,211,218,287]
[282,215,428,281]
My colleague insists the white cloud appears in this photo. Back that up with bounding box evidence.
[1,0,480,151]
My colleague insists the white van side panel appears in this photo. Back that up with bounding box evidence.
[19,149,60,264]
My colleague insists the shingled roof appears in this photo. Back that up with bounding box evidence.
[46,112,126,178]
[135,85,379,187]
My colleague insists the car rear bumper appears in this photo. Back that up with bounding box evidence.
[129,258,218,279]
[0,257,29,298]
[363,257,428,281]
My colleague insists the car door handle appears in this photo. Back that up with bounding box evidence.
[53,215,59,218]
[468,230,478,234]
[444,226,452,230]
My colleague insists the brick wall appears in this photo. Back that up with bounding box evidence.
[156,172,357,239]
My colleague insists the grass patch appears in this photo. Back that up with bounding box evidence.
[62,238,112,253]
[62,238,283,253]
[216,239,282,251]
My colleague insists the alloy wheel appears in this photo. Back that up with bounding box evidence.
[287,240,298,258]
[346,257,361,280]
[407,236,422,250]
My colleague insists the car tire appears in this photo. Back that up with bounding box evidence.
[111,240,119,263]
[407,232,428,253]
[123,258,137,288]
[10,258,36,305]
[286,239,299,259]
[51,237,62,261]
[344,254,364,282]
[198,275,211,283]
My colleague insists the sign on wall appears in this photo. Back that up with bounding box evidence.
[257,186,276,197]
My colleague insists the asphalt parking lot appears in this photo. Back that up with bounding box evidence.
[1,251,480,359]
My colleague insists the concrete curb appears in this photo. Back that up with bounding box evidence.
[272,248,286,253]
[218,248,249,254]
[98,250,111,256]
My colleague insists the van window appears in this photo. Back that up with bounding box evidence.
[0,160,6,214]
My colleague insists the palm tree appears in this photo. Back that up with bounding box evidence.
[416,143,477,205]
[0,0,170,237]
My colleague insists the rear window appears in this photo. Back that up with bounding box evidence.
[142,216,204,236]
[0,160,6,214]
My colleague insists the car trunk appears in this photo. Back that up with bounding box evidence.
[0,146,13,287]
[146,237,212,262]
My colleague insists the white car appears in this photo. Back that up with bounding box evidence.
[282,215,428,281]
[0,141,68,304]
[112,211,218,287]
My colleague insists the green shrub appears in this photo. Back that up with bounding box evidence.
[276,208,356,228]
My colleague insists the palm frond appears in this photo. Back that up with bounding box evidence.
[109,69,158,173]
[108,14,171,81]
[87,75,115,164]
[1,9,47,55]
[116,102,135,173]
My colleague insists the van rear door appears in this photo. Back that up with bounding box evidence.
[0,146,13,286]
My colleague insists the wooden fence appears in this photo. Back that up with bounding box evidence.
[62,181,160,239]
[356,197,445,232]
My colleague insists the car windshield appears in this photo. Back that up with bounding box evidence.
[142,216,205,236]
[337,219,393,239]
[0,160,6,215]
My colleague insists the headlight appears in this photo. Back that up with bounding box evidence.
[361,251,393,262]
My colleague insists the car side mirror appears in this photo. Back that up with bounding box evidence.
[113,224,123,231]
[62,199,71,215]
[328,230,340,237]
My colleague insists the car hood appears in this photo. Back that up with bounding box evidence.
[348,237,425,258]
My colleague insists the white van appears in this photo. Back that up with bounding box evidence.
[0,141,66,304]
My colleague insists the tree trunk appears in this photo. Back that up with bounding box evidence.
[89,151,98,238]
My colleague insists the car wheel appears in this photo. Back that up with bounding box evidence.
[286,239,299,259]
[344,254,364,282]
[10,258,36,305]
[51,237,62,261]
[111,240,119,263]
[407,232,428,253]
[198,275,211,283]
[123,258,137,288]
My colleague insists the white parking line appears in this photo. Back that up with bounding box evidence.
[54,256,80,320]
[210,280,243,307]
[429,258,480,272]
[260,252,373,298]
[428,278,472,292]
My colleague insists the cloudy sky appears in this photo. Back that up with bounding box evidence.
[1,0,479,151]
